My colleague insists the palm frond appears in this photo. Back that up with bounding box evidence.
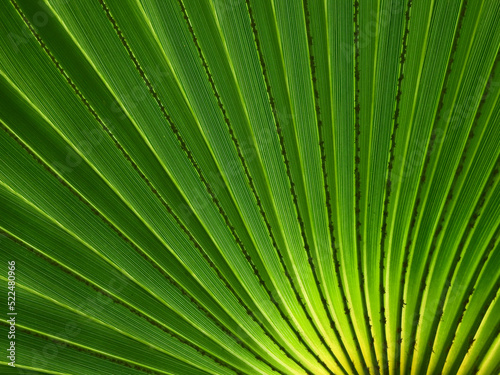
[1,0,499,374]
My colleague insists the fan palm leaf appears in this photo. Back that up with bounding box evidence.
[0,0,499,374]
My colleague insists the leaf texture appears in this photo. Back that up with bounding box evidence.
[0,0,499,374]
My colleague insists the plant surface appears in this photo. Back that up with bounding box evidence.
[0,0,499,374]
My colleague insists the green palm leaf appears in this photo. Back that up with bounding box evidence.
[0,0,499,374]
